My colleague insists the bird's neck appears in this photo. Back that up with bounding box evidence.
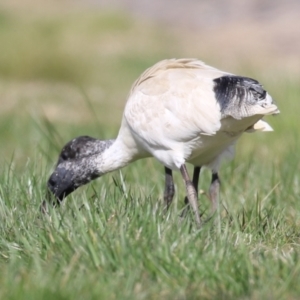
[94,138,134,175]
[95,122,147,175]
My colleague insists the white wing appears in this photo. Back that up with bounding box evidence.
[123,58,278,169]
[125,59,227,150]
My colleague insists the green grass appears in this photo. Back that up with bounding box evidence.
[1,156,300,299]
[1,2,300,299]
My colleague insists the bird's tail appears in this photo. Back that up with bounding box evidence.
[245,119,274,133]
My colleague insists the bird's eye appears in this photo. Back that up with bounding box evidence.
[61,151,69,160]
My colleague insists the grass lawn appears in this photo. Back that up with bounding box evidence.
[0,2,300,299]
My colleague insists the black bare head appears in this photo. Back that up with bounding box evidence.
[45,136,114,205]
[47,157,99,202]
[57,136,98,165]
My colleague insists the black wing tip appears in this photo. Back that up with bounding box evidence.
[213,75,266,113]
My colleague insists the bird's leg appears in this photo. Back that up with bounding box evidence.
[180,164,201,227]
[163,167,175,210]
[209,172,220,214]
[181,166,201,216]
[192,166,201,194]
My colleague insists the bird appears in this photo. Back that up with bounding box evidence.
[46,58,279,227]
[47,124,270,217]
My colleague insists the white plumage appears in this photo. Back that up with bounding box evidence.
[123,59,277,170]
[47,58,279,227]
